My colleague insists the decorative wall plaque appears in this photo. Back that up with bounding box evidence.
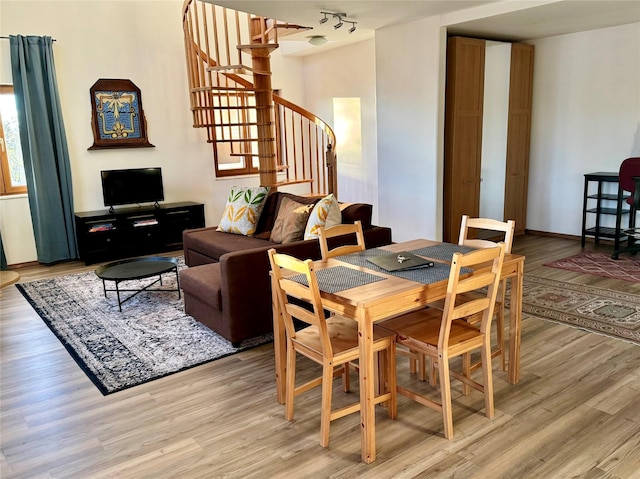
[88,78,154,150]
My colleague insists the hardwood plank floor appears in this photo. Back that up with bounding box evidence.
[1,235,639,478]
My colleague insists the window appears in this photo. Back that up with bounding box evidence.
[0,85,27,195]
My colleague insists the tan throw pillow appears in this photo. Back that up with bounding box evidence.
[270,197,313,243]
[217,185,270,236]
[303,193,342,240]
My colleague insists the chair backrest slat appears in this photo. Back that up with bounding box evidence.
[459,215,515,254]
[268,248,333,356]
[439,244,505,348]
[319,220,365,259]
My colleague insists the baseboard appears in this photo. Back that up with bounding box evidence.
[5,260,40,270]
[524,229,616,245]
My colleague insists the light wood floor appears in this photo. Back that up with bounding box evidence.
[1,235,639,478]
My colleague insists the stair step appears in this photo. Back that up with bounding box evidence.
[252,19,311,41]
[192,86,270,93]
[273,179,314,187]
[207,64,271,76]
[200,105,271,111]
[237,43,279,53]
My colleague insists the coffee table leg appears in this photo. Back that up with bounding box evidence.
[175,268,181,299]
[115,280,122,312]
[102,279,107,298]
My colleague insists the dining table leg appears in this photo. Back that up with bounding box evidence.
[508,259,524,384]
[358,309,376,463]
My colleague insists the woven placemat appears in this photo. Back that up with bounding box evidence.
[288,265,386,294]
[409,243,476,262]
[336,249,454,285]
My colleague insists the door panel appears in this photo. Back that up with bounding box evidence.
[444,37,485,243]
[504,44,534,235]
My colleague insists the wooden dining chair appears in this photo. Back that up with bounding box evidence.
[379,244,505,440]
[267,248,397,447]
[318,220,365,260]
[458,215,515,371]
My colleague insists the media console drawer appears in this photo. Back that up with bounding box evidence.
[75,201,205,264]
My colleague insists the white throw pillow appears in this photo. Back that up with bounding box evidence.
[303,193,341,240]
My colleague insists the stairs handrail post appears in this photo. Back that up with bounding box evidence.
[326,143,338,197]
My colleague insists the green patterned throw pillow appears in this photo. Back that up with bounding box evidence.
[217,186,270,236]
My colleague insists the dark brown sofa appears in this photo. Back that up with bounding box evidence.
[180,191,392,345]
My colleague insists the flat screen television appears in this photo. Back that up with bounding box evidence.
[101,167,164,212]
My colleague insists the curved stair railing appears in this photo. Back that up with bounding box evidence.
[182,0,337,196]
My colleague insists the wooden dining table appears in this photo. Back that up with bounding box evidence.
[270,239,525,464]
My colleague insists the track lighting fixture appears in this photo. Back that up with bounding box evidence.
[319,11,357,34]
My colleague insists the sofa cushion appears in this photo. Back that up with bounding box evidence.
[340,203,373,229]
[304,193,341,240]
[217,185,270,236]
[270,196,314,243]
[179,263,223,310]
[255,191,319,235]
[185,228,278,261]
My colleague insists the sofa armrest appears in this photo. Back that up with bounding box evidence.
[218,240,323,341]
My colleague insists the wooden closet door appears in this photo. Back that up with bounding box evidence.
[504,44,534,235]
[444,37,486,243]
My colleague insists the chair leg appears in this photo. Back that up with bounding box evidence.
[496,281,507,371]
[428,356,438,386]
[496,302,506,371]
[285,343,297,421]
[481,340,495,419]
[462,352,471,396]
[438,354,454,440]
[343,362,351,392]
[319,362,334,447]
[409,351,417,374]
[387,341,397,419]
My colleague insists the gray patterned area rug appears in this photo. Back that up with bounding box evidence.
[16,259,271,395]
[520,275,640,345]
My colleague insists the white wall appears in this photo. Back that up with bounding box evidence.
[480,41,510,220]
[2,1,638,264]
[300,39,379,221]
[375,16,445,242]
[0,0,304,265]
[527,22,640,235]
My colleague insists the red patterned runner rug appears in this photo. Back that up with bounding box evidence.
[544,252,640,283]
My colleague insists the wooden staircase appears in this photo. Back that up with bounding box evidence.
[182,0,337,196]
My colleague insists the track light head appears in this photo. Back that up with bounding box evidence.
[319,11,356,34]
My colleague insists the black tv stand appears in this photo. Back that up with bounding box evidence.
[107,201,162,214]
[75,201,205,264]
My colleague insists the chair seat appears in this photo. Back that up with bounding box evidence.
[380,308,483,355]
[294,316,395,358]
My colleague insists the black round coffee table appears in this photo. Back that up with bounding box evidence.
[95,256,180,311]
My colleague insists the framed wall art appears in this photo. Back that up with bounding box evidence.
[88,78,154,150]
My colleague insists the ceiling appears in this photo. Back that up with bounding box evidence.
[211,0,640,56]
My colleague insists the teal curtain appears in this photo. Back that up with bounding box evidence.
[0,233,7,270]
[9,35,77,263]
